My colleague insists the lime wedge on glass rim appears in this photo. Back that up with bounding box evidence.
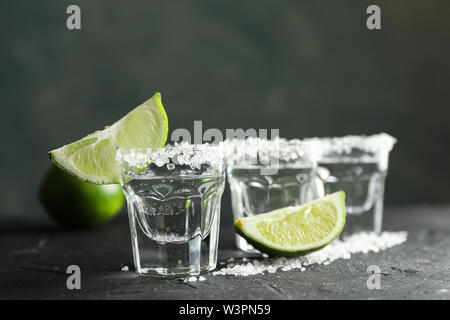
[49,92,168,184]
[234,191,346,257]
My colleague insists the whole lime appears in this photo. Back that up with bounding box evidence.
[39,165,125,228]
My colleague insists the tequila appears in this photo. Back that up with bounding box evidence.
[224,138,322,252]
[309,133,396,236]
[228,166,318,251]
[317,160,385,235]
[117,145,225,277]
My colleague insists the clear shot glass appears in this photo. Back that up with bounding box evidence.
[224,137,323,253]
[116,144,226,277]
[306,133,396,236]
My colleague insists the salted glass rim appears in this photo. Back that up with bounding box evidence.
[304,133,396,156]
[305,133,397,171]
[116,144,226,175]
[221,136,319,169]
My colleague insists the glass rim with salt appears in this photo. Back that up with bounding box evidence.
[116,143,226,277]
[116,143,226,180]
[305,133,397,170]
[222,137,322,174]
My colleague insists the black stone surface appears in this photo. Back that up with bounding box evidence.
[1,206,449,300]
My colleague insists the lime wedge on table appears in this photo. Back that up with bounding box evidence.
[234,191,346,257]
[49,92,168,184]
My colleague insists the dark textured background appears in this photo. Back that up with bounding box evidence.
[1,0,449,220]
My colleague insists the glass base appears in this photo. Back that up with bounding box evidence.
[128,208,220,278]
[341,212,381,238]
[135,265,214,278]
[340,193,384,238]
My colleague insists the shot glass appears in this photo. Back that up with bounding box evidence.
[116,144,226,277]
[307,133,396,236]
[224,137,323,252]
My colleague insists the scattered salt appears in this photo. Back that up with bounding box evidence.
[212,231,407,277]
[183,276,206,282]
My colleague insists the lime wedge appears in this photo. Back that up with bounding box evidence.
[234,191,346,257]
[49,92,168,184]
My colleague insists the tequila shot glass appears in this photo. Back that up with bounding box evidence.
[117,144,226,277]
[224,137,323,252]
[307,133,396,236]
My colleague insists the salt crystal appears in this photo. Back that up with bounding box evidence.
[183,276,205,283]
[222,137,321,167]
[212,231,407,277]
[305,133,396,155]
[116,143,225,171]
[305,133,396,171]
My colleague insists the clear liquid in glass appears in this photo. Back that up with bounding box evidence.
[123,169,224,277]
[317,159,386,236]
[227,166,317,252]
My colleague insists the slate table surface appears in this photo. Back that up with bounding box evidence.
[1,206,449,300]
